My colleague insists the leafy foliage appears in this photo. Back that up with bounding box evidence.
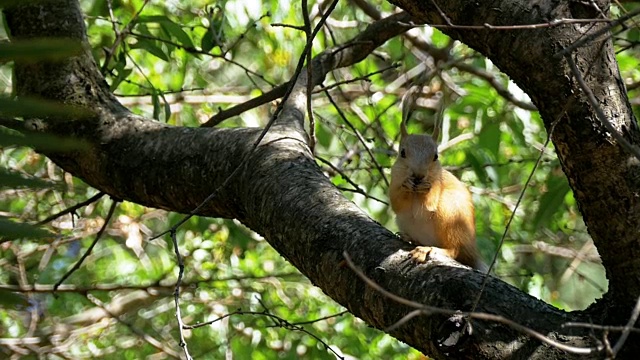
[3,0,638,357]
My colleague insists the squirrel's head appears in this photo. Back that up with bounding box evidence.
[390,89,442,193]
[391,129,441,193]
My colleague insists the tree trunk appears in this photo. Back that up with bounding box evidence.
[4,0,638,358]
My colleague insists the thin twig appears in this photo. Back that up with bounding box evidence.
[224,12,270,55]
[85,293,181,358]
[53,199,118,292]
[313,64,400,93]
[288,310,349,325]
[342,251,603,355]
[184,308,345,359]
[324,90,390,187]
[0,272,301,293]
[611,296,640,356]
[100,0,150,74]
[471,99,570,312]
[566,55,640,161]
[170,229,192,360]
[316,155,388,205]
[563,322,640,334]
[36,192,105,226]
[554,8,640,58]
[302,0,317,152]
[130,32,275,87]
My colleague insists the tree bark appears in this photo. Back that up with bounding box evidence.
[4,0,638,358]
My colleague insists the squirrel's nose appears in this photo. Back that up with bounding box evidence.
[412,175,424,184]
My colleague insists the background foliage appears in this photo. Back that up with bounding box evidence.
[2,0,639,358]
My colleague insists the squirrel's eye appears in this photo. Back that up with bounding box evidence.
[400,149,406,158]
[433,153,438,161]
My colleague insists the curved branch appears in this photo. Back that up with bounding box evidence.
[4,0,630,358]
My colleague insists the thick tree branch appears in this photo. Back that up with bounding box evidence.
[4,0,636,358]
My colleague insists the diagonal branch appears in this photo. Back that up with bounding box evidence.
[4,0,629,358]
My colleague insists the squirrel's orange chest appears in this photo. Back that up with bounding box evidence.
[391,191,441,247]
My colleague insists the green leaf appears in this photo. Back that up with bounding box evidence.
[0,216,52,243]
[507,114,527,146]
[136,15,172,24]
[164,98,172,122]
[201,27,218,53]
[110,67,133,91]
[478,121,501,160]
[0,38,83,61]
[466,151,489,186]
[315,122,333,148]
[131,38,169,62]
[161,21,195,49]
[136,15,195,49]
[531,173,570,231]
[152,91,160,120]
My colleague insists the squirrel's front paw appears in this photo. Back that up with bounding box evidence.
[410,246,451,263]
[409,246,433,263]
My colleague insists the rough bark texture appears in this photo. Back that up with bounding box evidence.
[4,0,639,358]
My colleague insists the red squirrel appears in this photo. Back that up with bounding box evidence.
[389,89,485,270]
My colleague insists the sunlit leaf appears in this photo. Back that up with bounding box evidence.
[131,38,169,62]
[531,173,571,231]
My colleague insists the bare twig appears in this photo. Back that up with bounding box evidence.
[611,296,640,356]
[316,155,389,205]
[101,0,151,74]
[202,11,414,127]
[224,12,270,55]
[85,293,181,358]
[471,98,570,312]
[324,90,390,187]
[53,199,118,292]
[342,251,603,355]
[302,0,317,152]
[184,304,345,359]
[563,322,640,334]
[130,32,275,87]
[36,192,105,226]
[555,8,640,58]
[566,55,640,161]
[288,310,349,325]
[170,229,192,360]
[0,272,301,293]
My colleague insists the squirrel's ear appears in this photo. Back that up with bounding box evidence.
[431,91,444,142]
[400,87,419,138]
[431,120,440,142]
[400,115,409,138]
